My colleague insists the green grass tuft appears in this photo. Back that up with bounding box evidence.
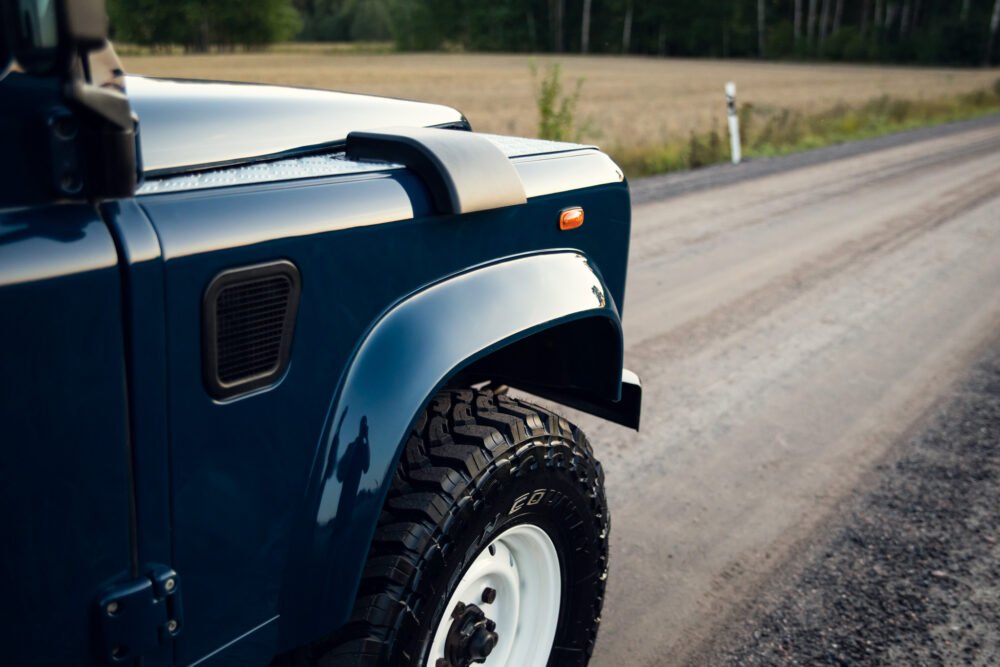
[531,62,585,142]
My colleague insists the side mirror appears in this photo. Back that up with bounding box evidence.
[0,0,136,202]
[2,0,106,77]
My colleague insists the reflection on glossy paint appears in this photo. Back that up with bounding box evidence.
[316,411,371,529]
[316,409,349,527]
[0,206,118,286]
[335,416,371,531]
[143,175,419,260]
[592,285,606,307]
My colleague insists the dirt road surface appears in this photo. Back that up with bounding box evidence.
[719,340,1000,666]
[538,120,1000,666]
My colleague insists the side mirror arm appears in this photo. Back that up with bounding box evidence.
[59,77,138,199]
[2,0,138,201]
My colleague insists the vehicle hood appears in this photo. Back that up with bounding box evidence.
[126,76,468,176]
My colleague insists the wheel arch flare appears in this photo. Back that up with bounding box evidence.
[278,250,630,649]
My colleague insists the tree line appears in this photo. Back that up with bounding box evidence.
[111,0,1000,65]
[109,0,302,50]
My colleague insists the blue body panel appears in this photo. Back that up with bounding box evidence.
[133,166,630,664]
[1,74,633,667]
[0,205,134,665]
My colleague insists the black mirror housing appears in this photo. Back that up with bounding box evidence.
[0,0,136,204]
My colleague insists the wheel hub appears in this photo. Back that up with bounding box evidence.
[426,524,561,667]
[439,602,499,666]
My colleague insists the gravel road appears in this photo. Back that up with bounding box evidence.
[525,118,1000,666]
[718,338,1000,666]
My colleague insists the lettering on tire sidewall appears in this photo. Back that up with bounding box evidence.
[508,488,548,515]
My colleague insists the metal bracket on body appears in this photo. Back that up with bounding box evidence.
[47,110,85,198]
[346,126,527,215]
[96,566,183,664]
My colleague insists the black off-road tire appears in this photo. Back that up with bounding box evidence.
[308,388,610,667]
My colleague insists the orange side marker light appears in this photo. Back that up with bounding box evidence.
[559,207,584,231]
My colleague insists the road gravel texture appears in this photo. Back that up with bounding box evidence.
[720,342,1000,666]
[513,117,1000,666]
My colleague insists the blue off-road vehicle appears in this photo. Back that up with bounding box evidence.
[0,2,639,666]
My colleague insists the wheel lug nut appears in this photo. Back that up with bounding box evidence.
[481,587,497,604]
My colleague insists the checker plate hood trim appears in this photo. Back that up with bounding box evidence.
[126,76,468,176]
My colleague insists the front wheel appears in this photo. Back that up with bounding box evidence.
[314,389,610,667]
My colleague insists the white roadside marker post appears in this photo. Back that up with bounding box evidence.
[725,81,742,165]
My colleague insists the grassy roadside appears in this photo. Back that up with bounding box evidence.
[612,80,1000,179]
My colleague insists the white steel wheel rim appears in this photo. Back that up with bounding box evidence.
[426,523,562,667]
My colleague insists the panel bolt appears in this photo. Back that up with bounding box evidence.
[167,619,179,633]
[106,601,119,616]
[164,578,176,592]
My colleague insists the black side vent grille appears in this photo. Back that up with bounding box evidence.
[203,261,300,398]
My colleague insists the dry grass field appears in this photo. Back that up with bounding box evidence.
[122,48,1000,152]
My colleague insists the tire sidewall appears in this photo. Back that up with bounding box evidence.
[411,438,607,667]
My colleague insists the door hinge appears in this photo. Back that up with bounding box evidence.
[96,566,184,664]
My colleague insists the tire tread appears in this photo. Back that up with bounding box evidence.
[295,389,608,667]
